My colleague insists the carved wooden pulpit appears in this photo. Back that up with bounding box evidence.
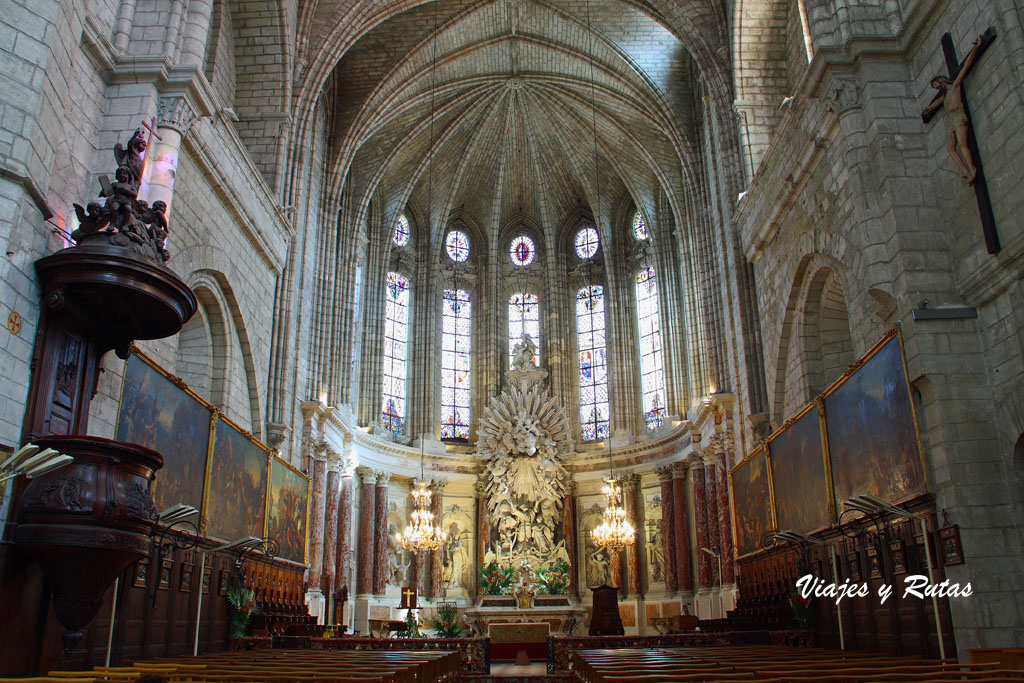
[588,584,624,635]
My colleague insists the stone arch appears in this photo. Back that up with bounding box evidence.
[175,285,229,404]
[801,266,854,397]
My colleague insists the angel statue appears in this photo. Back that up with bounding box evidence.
[511,333,537,370]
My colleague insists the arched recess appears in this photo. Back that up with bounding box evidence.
[802,267,854,397]
[190,270,264,438]
[175,287,229,404]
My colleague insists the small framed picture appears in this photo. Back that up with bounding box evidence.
[202,567,212,594]
[218,569,230,596]
[159,559,173,591]
[939,525,964,565]
[867,547,882,579]
[179,563,194,593]
[847,552,861,582]
[890,540,907,574]
[133,559,149,588]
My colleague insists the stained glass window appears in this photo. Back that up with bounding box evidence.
[393,213,410,246]
[576,285,609,440]
[575,226,599,259]
[508,292,540,367]
[381,271,410,433]
[510,235,535,266]
[632,211,648,241]
[636,266,666,430]
[441,288,472,439]
[445,230,470,262]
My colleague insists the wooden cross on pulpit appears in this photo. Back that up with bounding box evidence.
[922,28,999,253]
[399,586,417,610]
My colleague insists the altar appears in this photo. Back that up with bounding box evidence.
[463,601,588,638]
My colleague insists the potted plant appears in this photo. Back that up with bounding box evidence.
[537,558,570,595]
[227,583,260,638]
[478,561,514,594]
[789,589,812,629]
[426,604,464,638]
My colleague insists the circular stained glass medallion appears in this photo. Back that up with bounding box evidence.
[575,226,599,259]
[510,235,535,266]
[446,230,470,262]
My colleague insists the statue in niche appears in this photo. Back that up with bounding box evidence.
[386,523,401,586]
[511,333,537,370]
[442,521,470,589]
[586,546,611,587]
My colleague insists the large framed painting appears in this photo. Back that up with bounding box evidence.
[266,457,310,563]
[823,329,926,507]
[730,446,775,558]
[768,403,832,534]
[115,351,213,513]
[204,416,270,542]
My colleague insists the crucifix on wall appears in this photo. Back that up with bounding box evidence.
[921,28,999,254]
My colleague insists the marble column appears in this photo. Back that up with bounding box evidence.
[475,481,488,596]
[717,440,736,584]
[704,454,720,587]
[672,461,692,591]
[622,474,642,597]
[691,455,711,589]
[322,451,342,595]
[356,466,377,597]
[307,442,329,589]
[563,481,580,599]
[430,479,447,598]
[610,546,623,590]
[656,466,677,592]
[336,460,355,598]
[373,471,391,595]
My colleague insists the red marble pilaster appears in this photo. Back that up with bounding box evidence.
[475,481,488,596]
[336,465,355,599]
[430,479,446,598]
[656,466,677,592]
[373,471,390,595]
[563,481,579,599]
[356,466,377,596]
[322,458,341,594]
[307,444,329,589]
[622,474,642,596]
[691,456,711,589]
[672,461,692,591]
[717,442,736,584]
[704,456,720,587]
[610,546,623,590]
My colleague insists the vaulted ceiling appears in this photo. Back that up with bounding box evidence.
[310,0,727,248]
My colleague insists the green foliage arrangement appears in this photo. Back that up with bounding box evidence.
[426,603,465,638]
[478,561,514,594]
[536,558,571,595]
[789,589,812,628]
[226,583,260,638]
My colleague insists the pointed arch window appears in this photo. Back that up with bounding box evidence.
[441,287,472,439]
[576,285,609,440]
[509,292,540,367]
[632,211,648,241]
[636,266,666,429]
[393,213,411,246]
[382,271,410,433]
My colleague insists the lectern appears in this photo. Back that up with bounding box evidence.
[588,584,624,635]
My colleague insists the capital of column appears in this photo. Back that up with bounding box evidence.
[313,441,329,462]
[326,446,343,472]
[430,478,448,494]
[300,437,317,459]
[474,480,487,497]
[265,423,290,454]
[157,95,199,134]
[375,471,391,486]
[567,479,578,495]
[621,472,642,490]
[356,466,376,484]
[671,461,689,478]
[702,449,718,467]
[340,453,357,478]
[656,465,675,483]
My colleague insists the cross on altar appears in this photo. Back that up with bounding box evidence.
[400,586,417,610]
[922,28,999,254]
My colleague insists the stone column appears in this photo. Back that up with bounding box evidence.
[356,466,377,597]
[610,546,623,590]
[717,440,736,584]
[336,457,355,600]
[307,442,329,589]
[704,454,720,587]
[656,466,677,592]
[430,479,447,598]
[691,456,711,589]
[672,461,692,591]
[139,95,198,222]
[475,480,489,599]
[622,474,642,597]
[563,480,579,599]
[322,450,342,595]
[373,471,391,595]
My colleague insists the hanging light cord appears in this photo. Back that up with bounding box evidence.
[583,0,601,225]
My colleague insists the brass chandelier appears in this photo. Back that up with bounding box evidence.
[395,479,446,554]
[591,476,636,551]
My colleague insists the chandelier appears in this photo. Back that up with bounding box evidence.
[591,477,636,550]
[396,480,447,554]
